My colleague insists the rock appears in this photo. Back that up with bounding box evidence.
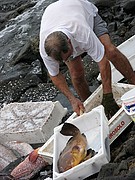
[0,0,48,85]
[108,22,117,33]
[0,74,42,108]
[19,83,59,102]
[90,0,116,7]
[123,0,135,14]
[97,163,119,179]
[0,0,37,31]
[96,123,135,179]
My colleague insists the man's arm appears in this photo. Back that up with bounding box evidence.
[98,55,112,94]
[98,55,119,119]
[49,72,85,115]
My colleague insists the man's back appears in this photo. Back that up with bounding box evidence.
[40,0,98,36]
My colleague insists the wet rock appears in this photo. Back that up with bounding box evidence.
[0,0,37,31]
[0,0,49,87]
[19,83,59,102]
[0,74,42,108]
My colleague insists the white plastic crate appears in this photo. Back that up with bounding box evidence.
[0,101,67,144]
[38,134,54,164]
[53,105,110,180]
[38,83,135,163]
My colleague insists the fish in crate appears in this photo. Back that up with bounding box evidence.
[57,123,97,173]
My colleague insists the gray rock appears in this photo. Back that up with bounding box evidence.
[123,0,135,14]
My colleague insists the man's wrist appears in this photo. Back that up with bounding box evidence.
[103,93,113,99]
[102,92,115,104]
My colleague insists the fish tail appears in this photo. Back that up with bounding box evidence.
[28,148,39,163]
[60,123,80,137]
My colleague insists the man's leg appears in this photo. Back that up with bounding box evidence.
[66,56,91,101]
[99,34,135,84]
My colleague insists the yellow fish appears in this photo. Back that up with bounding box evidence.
[57,123,87,173]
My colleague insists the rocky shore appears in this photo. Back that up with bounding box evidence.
[0,0,135,179]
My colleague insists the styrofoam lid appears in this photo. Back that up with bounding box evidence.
[121,88,135,101]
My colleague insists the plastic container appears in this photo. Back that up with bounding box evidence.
[53,105,110,180]
[122,103,135,122]
[121,88,135,112]
[38,134,54,164]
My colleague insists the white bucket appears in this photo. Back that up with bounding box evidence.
[122,103,135,122]
[121,88,135,112]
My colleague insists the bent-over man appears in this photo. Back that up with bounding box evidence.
[39,0,135,118]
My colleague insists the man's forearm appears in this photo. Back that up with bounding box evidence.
[50,72,85,115]
[98,56,112,94]
[49,72,75,102]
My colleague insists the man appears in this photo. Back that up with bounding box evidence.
[39,0,135,118]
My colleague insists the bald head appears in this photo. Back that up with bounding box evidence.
[45,31,69,61]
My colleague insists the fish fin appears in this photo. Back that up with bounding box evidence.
[67,136,73,144]
[28,148,39,163]
[60,123,80,137]
[87,148,97,156]
[82,133,86,138]
[83,148,97,162]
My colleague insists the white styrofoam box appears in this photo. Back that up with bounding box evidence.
[0,101,67,144]
[97,35,135,82]
[53,105,110,180]
[38,83,135,163]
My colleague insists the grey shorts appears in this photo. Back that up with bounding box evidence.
[93,13,109,37]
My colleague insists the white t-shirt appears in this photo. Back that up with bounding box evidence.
[39,0,105,76]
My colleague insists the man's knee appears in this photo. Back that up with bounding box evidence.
[105,44,119,60]
[99,34,119,60]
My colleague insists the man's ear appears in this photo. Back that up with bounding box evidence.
[67,39,73,49]
[67,38,71,44]
[67,39,73,53]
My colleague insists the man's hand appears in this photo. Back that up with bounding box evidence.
[102,93,120,119]
[70,97,85,116]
